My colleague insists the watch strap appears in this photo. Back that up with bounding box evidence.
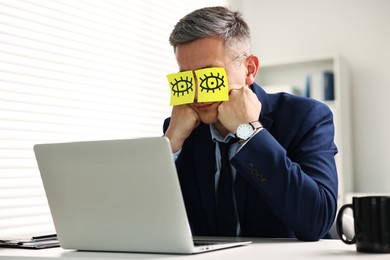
[248,121,262,130]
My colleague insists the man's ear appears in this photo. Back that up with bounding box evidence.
[245,55,260,86]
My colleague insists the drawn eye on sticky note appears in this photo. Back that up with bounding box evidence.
[167,70,195,106]
[194,67,229,103]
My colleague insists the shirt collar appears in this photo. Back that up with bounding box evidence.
[210,124,236,143]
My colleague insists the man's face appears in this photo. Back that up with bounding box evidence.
[175,36,247,125]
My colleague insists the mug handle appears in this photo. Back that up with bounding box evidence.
[336,204,356,244]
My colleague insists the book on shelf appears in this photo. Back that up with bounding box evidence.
[305,71,334,101]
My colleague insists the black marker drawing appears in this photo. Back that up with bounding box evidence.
[198,72,226,93]
[170,76,194,97]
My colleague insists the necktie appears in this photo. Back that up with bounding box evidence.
[216,140,237,236]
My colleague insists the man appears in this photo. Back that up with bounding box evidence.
[163,6,338,241]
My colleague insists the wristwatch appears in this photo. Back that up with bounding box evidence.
[235,121,263,141]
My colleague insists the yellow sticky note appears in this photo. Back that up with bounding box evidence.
[194,67,229,103]
[167,70,195,106]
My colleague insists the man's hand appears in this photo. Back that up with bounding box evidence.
[218,86,261,133]
[165,105,200,152]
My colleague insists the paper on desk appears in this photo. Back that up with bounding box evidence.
[0,234,59,249]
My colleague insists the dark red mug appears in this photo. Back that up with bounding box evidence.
[336,196,390,253]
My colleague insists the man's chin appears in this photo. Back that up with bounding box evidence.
[191,103,220,125]
[199,117,218,125]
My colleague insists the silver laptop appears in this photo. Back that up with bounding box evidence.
[34,137,251,254]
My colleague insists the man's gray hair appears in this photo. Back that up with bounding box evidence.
[169,6,251,56]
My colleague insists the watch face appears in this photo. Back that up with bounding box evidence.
[236,123,254,140]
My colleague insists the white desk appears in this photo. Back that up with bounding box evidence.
[0,238,387,260]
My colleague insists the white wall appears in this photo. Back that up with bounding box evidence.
[229,0,390,193]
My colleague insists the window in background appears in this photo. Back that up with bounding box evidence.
[0,0,226,238]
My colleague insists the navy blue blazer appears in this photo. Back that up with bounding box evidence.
[163,83,338,241]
